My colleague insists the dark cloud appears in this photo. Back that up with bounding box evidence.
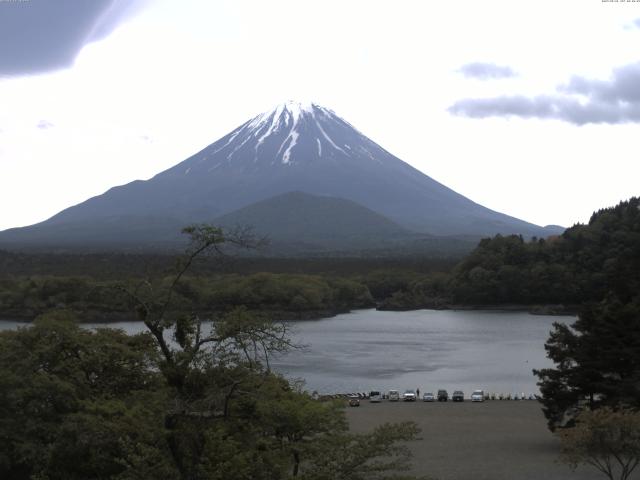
[457,62,516,80]
[0,0,148,77]
[449,62,640,125]
[36,120,54,130]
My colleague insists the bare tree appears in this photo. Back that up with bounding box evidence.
[115,224,277,386]
[559,407,640,480]
[113,224,294,479]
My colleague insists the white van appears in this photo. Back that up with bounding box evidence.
[369,390,382,402]
[388,390,400,402]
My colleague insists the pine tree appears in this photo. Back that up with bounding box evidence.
[534,294,640,430]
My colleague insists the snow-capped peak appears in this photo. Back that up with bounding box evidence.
[192,100,378,168]
[238,101,341,164]
[281,100,315,122]
[247,100,317,131]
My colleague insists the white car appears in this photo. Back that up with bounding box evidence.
[471,389,485,402]
[388,390,400,401]
[402,389,417,401]
[422,392,435,402]
[369,390,382,403]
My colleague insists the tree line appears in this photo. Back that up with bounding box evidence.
[0,272,377,322]
[378,197,640,311]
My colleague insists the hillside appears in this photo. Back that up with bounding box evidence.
[214,191,415,252]
[0,102,562,252]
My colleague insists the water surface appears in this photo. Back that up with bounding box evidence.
[0,309,568,395]
[271,309,566,395]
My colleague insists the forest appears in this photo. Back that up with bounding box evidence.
[450,197,640,305]
[0,251,453,322]
[1,198,639,321]
[380,197,640,311]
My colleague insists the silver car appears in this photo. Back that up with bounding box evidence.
[403,389,417,401]
[471,389,485,402]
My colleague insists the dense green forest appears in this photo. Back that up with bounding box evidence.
[528,198,640,433]
[0,250,454,321]
[380,197,640,311]
[1,197,638,321]
[0,250,457,278]
[451,197,639,304]
[0,273,376,322]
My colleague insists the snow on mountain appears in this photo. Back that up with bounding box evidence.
[173,101,384,174]
[242,101,345,163]
[0,101,564,250]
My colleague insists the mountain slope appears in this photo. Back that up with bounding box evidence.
[0,101,562,251]
[214,191,414,251]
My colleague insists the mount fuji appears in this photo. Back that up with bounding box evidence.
[0,101,562,252]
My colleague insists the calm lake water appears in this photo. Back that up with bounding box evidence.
[0,309,569,396]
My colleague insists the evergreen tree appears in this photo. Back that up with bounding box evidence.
[534,294,640,430]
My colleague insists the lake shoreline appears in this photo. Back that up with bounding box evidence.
[1,302,576,325]
[3,309,561,395]
[0,307,351,324]
[377,302,578,316]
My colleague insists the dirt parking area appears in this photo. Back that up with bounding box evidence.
[346,400,603,480]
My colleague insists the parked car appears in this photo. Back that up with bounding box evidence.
[422,392,435,402]
[388,390,400,401]
[403,389,417,401]
[471,390,485,402]
[348,397,360,407]
[452,390,465,402]
[369,391,382,403]
[437,389,449,402]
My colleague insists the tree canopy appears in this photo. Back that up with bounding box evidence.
[0,225,428,480]
[559,407,640,480]
[525,199,640,431]
[450,197,640,307]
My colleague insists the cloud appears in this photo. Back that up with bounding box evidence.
[449,62,640,125]
[36,120,54,130]
[457,62,516,80]
[0,0,148,77]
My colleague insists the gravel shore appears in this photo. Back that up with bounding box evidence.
[346,400,603,480]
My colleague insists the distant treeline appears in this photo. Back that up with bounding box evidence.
[0,273,380,322]
[380,197,640,310]
[2,197,638,320]
[0,249,458,321]
[0,250,457,278]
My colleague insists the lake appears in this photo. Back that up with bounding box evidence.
[0,309,569,396]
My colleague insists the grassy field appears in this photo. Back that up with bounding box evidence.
[346,400,604,480]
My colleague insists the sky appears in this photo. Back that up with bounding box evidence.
[1,0,639,232]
